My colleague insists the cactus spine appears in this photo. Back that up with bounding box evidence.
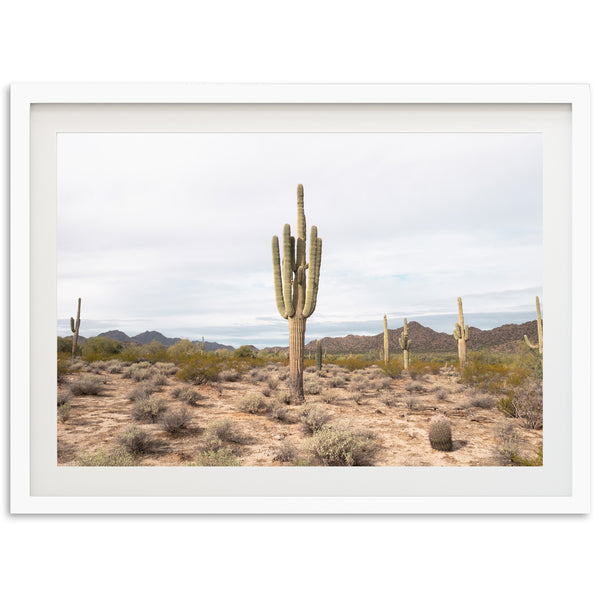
[272,184,322,402]
[316,339,322,371]
[524,296,543,356]
[399,317,411,370]
[453,297,469,369]
[70,297,81,359]
[383,315,390,365]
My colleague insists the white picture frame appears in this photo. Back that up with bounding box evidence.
[10,83,591,514]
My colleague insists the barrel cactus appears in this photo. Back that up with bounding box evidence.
[453,297,469,369]
[70,297,81,359]
[429,414,453,451]
[271,184,323,402]
[524,296,543,356]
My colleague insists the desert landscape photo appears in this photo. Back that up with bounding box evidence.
[57,133,543,467]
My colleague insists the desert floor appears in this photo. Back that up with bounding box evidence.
[57,361,542,466]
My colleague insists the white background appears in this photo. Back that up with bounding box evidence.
[1,2,597,599]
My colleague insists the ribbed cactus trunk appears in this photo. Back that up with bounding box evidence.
[316,339,322,371]
[70,297,81,359]
[383,315,389,365]
[453,297,469,370]
[272,184,322,403]
[524,296,543,356]
[399,317,411,370]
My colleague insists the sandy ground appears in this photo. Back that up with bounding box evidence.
[57,362,542,466]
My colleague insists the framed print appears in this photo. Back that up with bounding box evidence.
[10,84,590,513]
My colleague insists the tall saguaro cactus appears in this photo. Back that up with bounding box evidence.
[316,339,322,371]
[383,315,390,365]
[272,184,323,402]
[453,297,469,369]
[70,297,81,359]
[524,296,543,355]
[399,317,411,370]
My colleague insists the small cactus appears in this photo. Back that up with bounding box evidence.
[70,297,81,359]
[383,315,389,365]
[201,335,205,354]
[399,317,411,370]
[316,339,322,371]
[429,414,453,451]
[524,296,543,356]
[452,297,469,369]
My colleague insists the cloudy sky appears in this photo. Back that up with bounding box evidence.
[57,133,542,348]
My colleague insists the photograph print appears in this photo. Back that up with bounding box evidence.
[57,132,543,467]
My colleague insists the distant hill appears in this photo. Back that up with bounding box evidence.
[96,330,234,351]
[263,320,539,354]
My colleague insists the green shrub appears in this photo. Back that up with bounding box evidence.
[81,337,123,361]
[177,354,222,384]
[233,345,256,358]
[57,336,73,353]
[76,446,138,466]
[191,448,241,466]
[310,426,373,466]
[167,339,203,365]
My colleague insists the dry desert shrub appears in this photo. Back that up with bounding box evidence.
[380,392,397,407]
[511,380,543,430]
[309,426,374,466]
[300,405,331,434]
[320,390,337,404]
[154,361,178,376]
[237,392,267,414]
[57,389,73,406]
[405,397,422,410]
[58,404,72,422]
[219,368,241,382]
[204,418,242,444]
[405,382,426,394]
[276,390,292,405]
[328,376,345,389]
[132,395,168,423]
[266,377,279,391]
[349,392,363,405]
[150,373,168,387]
[267,400,293,423]
[261,386,272,397]
[116,425,160,455]
[69,374,104,396]
[494,420,524,464]
[128,381,157,402]
[273,439,299,463]
[249,368,269,383]
[171,385,205,406]
[104,359,123,374]
[304,380,322,395]
[435,388,449,400]
[464,394,495,409]
[160,406,192,434]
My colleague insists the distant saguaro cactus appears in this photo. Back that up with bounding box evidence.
[70,297,81,359]
[383,315,390,365]
[316,339,322,371]
[429,414,453,451]
[272,184,323,402]
[201,335,205,354]
[453,297,469,369]
[524,296,543,356]
[399,317,411,370]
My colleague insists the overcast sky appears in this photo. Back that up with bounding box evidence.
[57,133,542,348]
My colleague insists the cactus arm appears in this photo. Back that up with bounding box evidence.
[271,236,287,319]
[523,334,538,349]
[464,324,469,342]
[453,323,461,340]
[282,224,294,317]
[70,317,75,333]
[303,226,321,318]
[536,296,543,355]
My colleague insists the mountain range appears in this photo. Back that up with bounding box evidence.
[78,319,539,354]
